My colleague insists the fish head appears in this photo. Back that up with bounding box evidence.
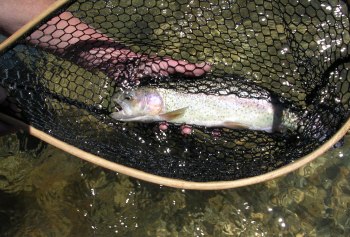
[111,88,164,121]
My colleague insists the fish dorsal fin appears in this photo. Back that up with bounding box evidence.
[160,107,188,121]
[223,121,249,130]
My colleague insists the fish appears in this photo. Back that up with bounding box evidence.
[110,87,299,133]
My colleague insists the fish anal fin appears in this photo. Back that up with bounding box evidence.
[223,121,249,130]
[160,107,187,121]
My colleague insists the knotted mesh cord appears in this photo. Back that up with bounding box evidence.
[0,0,350,181]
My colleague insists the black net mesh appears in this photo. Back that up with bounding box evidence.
[0,0,350,181]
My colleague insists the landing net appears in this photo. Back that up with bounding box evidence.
[0,0,349,182]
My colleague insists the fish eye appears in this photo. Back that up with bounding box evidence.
[124,90,135,100]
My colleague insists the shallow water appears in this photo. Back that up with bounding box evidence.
[0,132,349,236]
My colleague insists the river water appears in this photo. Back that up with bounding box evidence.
[0,132,349,236]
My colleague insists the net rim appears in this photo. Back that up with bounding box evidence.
[0,0,349,189]
[0,112,348,190]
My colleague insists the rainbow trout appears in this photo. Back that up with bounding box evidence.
[110,87,298,133]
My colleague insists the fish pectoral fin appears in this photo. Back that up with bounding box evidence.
[160,107,187,121]
[223,121,249,130]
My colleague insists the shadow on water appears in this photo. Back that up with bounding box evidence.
[0,191,25,235]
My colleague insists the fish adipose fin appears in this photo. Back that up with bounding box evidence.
[160,107,188,121]
[223,121,249,129]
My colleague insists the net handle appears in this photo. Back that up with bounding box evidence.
[0,0,71,53]
[0,112,349,190]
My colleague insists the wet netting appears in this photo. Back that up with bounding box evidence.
[0,0,349,182]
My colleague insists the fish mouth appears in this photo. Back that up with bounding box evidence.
[110,98,123,112]
[111,91,127,112]
[114,102,123,112]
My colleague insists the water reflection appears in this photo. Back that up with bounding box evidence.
[0,133,349,236]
